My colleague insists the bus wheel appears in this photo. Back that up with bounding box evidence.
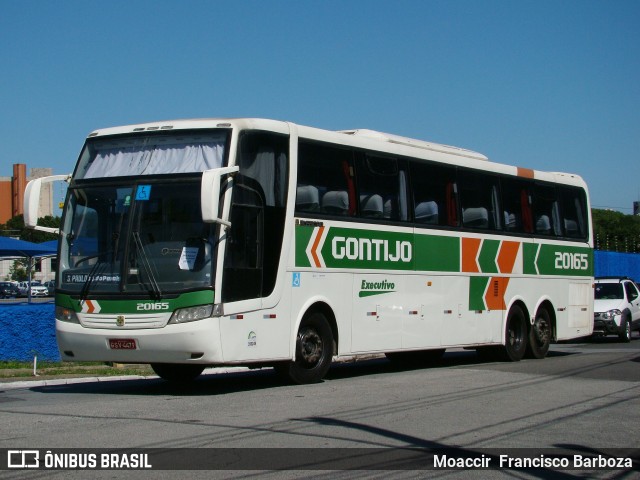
[503,305,527,362]
[151,363,205,383]
[279,312,334,384]
[526,308,552,359]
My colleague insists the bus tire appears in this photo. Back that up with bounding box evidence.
[526,308,552,359]
[151,363,205,383]
[502,305,527,362]
[278,312,334,384]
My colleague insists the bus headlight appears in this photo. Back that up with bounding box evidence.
[56,306,80,323]
[169,305,213,324]
[602,309,622,320]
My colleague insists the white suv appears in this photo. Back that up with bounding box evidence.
[593,277,640,342]
[17,281,49,298]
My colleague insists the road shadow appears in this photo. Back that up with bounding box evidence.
[25,345,584,397]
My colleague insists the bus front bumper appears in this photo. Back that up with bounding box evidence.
[56,318,223,364]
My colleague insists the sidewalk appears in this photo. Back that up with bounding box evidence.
[0,355,384,390]
[0,365,258,390]
[0,364,156,390]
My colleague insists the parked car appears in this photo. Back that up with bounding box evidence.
[44,280,55,296]
[17,281,49,298]
[593,277,640,342]
[0,282,20,298]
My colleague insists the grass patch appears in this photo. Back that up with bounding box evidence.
[0,361,153,379]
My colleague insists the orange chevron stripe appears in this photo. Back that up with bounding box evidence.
[497,241,520,274]
[485,277,510,310]
[462,237,481,273]
[310,226,324,268]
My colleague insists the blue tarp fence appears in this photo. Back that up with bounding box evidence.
[594,250,640,280]
[1,250,639,362]
[0,303,59,362]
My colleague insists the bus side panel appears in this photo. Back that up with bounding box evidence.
[288,271,354,357]
[402,276,443,349]
[351,273,403,353]
[439,276,502,346]
[218,305,293,363]
[559,280,593,340]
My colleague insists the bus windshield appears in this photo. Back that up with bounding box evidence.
[74,131,228,179]
[59,179,214,297]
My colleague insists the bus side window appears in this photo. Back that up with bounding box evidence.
[532,184,560,236]
[355,154,406,221]
[500,178,533,234]
[458,170,501,231]
[223,131,288,302]
[297,140,355,217]
[409,161,457,227]
[558,186,588,240]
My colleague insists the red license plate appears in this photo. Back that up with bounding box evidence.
[108,338,137,350]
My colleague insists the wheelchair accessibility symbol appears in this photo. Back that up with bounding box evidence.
[292,272,301,287]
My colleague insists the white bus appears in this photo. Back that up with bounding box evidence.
[24,118,593,384]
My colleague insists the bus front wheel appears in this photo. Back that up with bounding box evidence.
[151,363,205,383]
[503,305,527,362]
[277,312,334,384]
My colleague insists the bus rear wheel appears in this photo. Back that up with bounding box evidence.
[502,305,527,362]
[526,308,552,359]
[151,363,205,383]
[277,312,334,384]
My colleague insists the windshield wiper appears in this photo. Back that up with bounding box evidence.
[80,257,107,300]
[132,231,162,299]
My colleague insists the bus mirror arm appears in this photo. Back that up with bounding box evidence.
[201,166,239,226]
[24,174,71,233]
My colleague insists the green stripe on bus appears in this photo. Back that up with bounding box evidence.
[478,239,500,273]
[295,224,592,276]
[469,276,490,310]
[56,290,215,314]
[413,234,460,272]
[320,227,414,270]
[295,225,314,268]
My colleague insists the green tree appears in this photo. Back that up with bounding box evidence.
[592,209,640,252]
[3,214,60,242]
[9,260,27,281]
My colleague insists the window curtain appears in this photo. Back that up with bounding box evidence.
[84,142,225,179]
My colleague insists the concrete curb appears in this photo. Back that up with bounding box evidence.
[0,366,257,390]
[0,355,386,391]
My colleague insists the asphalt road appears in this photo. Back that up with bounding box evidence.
[1,336,639,479]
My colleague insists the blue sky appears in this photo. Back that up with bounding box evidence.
[2,0,639,213]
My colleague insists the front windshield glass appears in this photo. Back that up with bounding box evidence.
[594,283,623,300]
[59,180,213,296]
[57,130,229,297]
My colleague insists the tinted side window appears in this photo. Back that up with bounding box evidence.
[355,154,407,221]
[223,131,289,302]
[558,186,588,240]
[625,281,639,302]
[297,140,355,216]
[410,161,458,227]
[500,178,534,234]
[458,169,501,231]
[532,184,561,236]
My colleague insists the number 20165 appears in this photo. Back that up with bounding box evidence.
[554,252,588,270]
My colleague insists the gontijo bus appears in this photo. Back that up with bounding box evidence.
[24,118,593,384]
